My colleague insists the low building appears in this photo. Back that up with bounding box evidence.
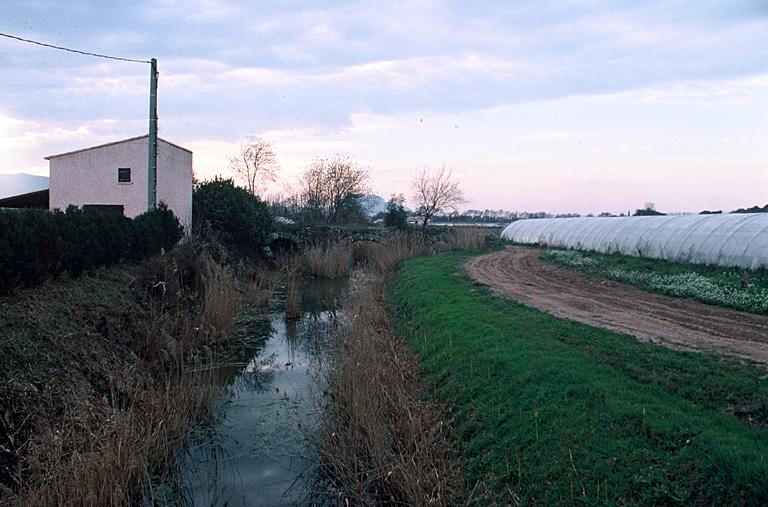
[0,189,49,209]
[46,135,193,231]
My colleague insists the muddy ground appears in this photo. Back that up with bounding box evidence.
[467,247,768,365]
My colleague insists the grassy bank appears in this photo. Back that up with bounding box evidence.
[541,248,768,314]
[0,243,258,505]
[390,251,768,505]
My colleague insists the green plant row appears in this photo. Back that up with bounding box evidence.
[0,203,183,295]
[390,251,768,505]
[541,248,768,314]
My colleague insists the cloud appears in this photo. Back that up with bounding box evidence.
[2,0,768,213]
[0,111,132,174]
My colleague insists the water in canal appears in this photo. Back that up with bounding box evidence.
[157,278,348,506]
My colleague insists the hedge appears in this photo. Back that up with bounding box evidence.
[0,203,183,295]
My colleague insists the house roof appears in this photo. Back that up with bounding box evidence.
[45,135,192,160]
[0,189,49,209]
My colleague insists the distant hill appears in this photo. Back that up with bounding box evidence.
[358,194,387,217]
[0,173,49,199]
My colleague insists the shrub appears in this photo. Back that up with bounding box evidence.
[192,178,272,258]
[60,206,134,276]
[0,209,63,293]
[0,205,184,295]
[384,194,408,229]
[131,203,184,261]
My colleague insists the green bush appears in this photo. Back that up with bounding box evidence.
[384,194,408,229]
[0,209,63,293]
[192,177,272,257]
[0,204,184,295]
[131,202,184,261]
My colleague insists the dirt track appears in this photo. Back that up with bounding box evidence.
[467,247,768,365]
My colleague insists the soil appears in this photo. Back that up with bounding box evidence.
[466,247,768,365]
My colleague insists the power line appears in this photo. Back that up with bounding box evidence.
[0,32,150,64]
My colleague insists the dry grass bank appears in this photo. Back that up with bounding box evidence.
[0,242,263,506]
[311,228,490,505]
[314,275,460,505]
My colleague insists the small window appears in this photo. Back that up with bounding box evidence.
[118,167,131,183]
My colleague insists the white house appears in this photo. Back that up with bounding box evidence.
[46,135,193,231]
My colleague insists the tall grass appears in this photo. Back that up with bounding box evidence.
[202,262,240,342]
[285,275,302,319]
[13,369,217,507]
[242,265,277,309]
[302,242,354,278]
[311,229,490,505]
[1,243,244,505]
[446,226,488,251]
[312,277,459,506]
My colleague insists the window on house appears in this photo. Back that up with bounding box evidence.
[118,167,131,183]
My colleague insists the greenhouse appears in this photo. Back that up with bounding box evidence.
[500,213,768,269]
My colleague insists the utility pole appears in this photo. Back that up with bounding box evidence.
[147,58,158,211]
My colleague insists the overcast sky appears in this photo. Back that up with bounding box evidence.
[1,0,767,214]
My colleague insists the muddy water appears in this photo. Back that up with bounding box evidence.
[158,278,347,506]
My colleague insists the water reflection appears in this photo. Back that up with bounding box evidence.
[158,278,347,506]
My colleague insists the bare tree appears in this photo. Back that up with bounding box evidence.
[298,154,370,224]
[229,137,278,195]
[412,165,467,229]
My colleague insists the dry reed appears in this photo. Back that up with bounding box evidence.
[310,228,494,504]
[285,275,302,319]
[313,275,460,505]
[242,265,277,309]
[445,227,488,251]
[12,368,217,507]
[202,262,240,342]
[1,245,245,505]
[302,243,353,278]
[308,228,495,505]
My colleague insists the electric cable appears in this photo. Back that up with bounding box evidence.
[0,32,150,63]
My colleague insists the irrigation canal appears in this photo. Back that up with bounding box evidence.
[155,278,348,505]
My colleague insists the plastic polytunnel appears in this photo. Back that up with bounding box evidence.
[500,214,768,269]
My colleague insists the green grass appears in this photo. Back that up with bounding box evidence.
[389,251,768,505]
[541,248,768,314]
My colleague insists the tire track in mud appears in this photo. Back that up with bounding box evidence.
[467,247,768,365]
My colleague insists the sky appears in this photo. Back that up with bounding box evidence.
[1,0,767,214]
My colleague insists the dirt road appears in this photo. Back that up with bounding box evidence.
[466,247,768,364]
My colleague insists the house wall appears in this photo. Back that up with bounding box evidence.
[49,138,193,232]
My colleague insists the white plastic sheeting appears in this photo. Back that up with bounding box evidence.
[500,214,768,268]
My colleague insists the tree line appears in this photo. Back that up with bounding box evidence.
[224,137,467,230]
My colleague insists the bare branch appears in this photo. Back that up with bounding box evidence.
[229,137,279,195]
[297,154,370,224]
[411,165,467,229]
